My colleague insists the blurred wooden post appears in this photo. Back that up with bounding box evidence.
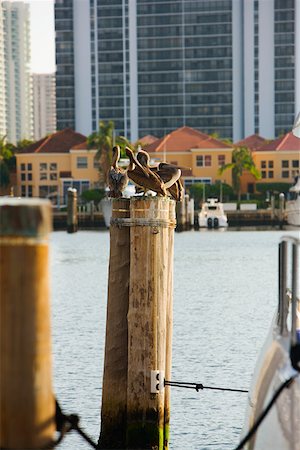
[67,187,78,233]
[126,197,175,450]
[98,199,131,449]
[0,198,55,449]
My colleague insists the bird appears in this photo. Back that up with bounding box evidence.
[125,147,167,196]
[136,150,184,201]
[107,145,130,198]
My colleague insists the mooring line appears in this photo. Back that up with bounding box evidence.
[164,380,248,393]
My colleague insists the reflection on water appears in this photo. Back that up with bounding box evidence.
[50,228,299,449]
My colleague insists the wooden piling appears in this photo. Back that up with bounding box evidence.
[126,197,174,450]
[0,198,55,449]
[176,197,186,231]
[164,201,176,449]
[67,187,78,233]
[98,199,131,449]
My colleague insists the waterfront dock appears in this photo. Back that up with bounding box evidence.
[53,208,285,231]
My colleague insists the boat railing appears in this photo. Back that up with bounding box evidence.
[278,236,300,371]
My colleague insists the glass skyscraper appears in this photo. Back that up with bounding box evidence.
[55,0,299,141]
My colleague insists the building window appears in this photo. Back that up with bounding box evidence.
[282,170,289,178]
[40,163,47,171]
[268,171,274,178]
[50,173,58,181]
[21,173,26,181]
[27,163,32,171]
[50,163,57,171]
[93,158,100,169]
[196,155,203,167]
[77,157,88,168]
[21,163,26,171]
[40,173,47,180]
[39,185,58,198]
[261,170,267,179]
[268,161,273,168]
[205,155,212,167]
[28,173,32,181]
[292,160,299,168]
[282,160,289,168]
[261,161,266,169]
[292,170,299,178]
[21,185,26,196]
[28,185,33,197]
[218,155,225,166]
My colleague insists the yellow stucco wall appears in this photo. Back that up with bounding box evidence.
[16,150,100,199]
[149,148,233,185]
[252,151,299,183]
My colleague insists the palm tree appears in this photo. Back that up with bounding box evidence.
[218,146,261,202]
[0,136,15,188]
[87,120,131,187]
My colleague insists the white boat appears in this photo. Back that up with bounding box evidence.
[239,236,300,450]
[286,177,300,227]
[198,198,228,228]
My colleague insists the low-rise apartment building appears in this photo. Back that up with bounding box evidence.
[237,132,300,193]
[15,126,298,203]
[146,126,233,187]
[16,128,99,205]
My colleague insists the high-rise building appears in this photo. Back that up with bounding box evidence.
[55,0,300,142]
[0,3,7,138]
[32,73,57,141]
[2,1,33,144]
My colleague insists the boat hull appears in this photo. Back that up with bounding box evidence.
[241,320,300,450]
[198,214,228,228]
[286,201,300,226]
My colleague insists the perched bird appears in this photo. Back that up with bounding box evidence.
[107,145,130,198]
[137,150,184,201]
[125,147,167,196]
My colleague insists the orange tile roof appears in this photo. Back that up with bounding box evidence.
[146,126,231,153]
[136,135,159,146]
[256,132,300,151]
[20,129,87,153]
[71,140,97,150]
[234,134,266,151]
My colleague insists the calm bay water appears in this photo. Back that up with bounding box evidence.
[49,228,299,450]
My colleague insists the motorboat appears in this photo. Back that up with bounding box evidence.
[238,236,300,450]
[285,177,300,227]
[198,198,228,228]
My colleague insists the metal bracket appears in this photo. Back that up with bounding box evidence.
[150,370,165,394]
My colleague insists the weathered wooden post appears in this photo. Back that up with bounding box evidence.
[164,201,176,448]
[270,194,275,221]
[126,197,175,450]
[0,198,55,449]
[98,198,131,449]
[188,197,195,228]
[67,187,78,233]
[279,192,285,228]
[176,197,186,231]
[90,200,95,224]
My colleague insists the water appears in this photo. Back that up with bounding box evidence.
[49,228,299,450]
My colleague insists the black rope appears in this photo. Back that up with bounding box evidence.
[44,400,98,449]
[165,380,248,394]
[233,373,298,450]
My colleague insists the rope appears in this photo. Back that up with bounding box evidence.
[44,400,98,449]
[233,373,298,450]
[164,380,248,393]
